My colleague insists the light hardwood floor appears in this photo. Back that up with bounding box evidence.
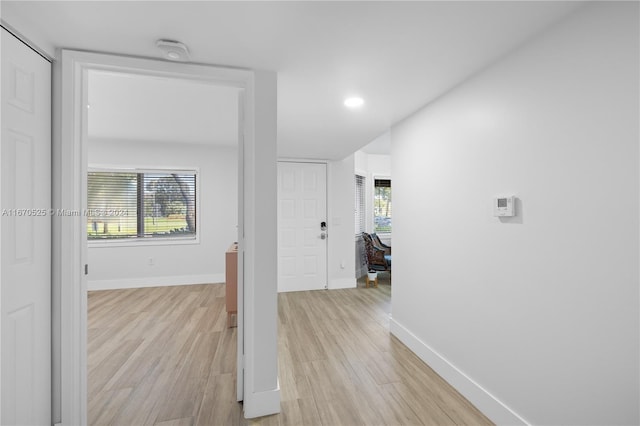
[88,277,493,426]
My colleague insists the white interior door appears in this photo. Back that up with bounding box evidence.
[0,28,52,425]
[277,162,327,292]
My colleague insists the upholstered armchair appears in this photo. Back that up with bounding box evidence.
[371,233,391,256]
[362,232,391,273]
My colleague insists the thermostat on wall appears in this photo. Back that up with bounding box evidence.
[494,196,515,217]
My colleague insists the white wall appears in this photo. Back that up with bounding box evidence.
[241,69,279,416]
[328,155,357,289]
[87,138,238,289]
[391,3,639,425]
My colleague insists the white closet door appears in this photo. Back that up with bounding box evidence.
[1,27,52,425]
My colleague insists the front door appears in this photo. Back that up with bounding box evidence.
[277,162,327,292]
[0,28,52,425]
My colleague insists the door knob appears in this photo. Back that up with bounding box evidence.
[320,232,327,240]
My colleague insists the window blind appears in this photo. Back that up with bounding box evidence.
[87,170,197,240]
[355,174,366,236]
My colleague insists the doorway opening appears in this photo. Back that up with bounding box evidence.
[354,134,392,289]
[56,50,287,424]
[84,69,241,423]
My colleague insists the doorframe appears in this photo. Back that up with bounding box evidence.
[58,50,279,424]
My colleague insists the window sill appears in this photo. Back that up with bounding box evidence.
[88,236,199,248]
[355,233,392,241]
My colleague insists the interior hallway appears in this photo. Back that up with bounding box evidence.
[88,278,492,425]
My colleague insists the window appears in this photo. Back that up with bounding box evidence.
[87,169,197,241]
[355,174,366,236]
[374,178,391,233]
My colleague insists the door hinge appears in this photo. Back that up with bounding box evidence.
[84,264,88,275]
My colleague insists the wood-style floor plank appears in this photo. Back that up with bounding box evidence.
[89,277,492,426]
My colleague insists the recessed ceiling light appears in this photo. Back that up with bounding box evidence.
[344,97,364,108]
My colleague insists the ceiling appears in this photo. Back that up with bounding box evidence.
[2,1,584,160]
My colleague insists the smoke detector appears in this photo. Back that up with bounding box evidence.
[156,39,190,62]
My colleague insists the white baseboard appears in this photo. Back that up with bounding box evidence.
[88,273,225,291]
[329,277,356,290]
[243,385,281,419]
[389,318,529,426]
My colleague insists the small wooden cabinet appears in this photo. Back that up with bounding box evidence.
[225,242,238,328]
